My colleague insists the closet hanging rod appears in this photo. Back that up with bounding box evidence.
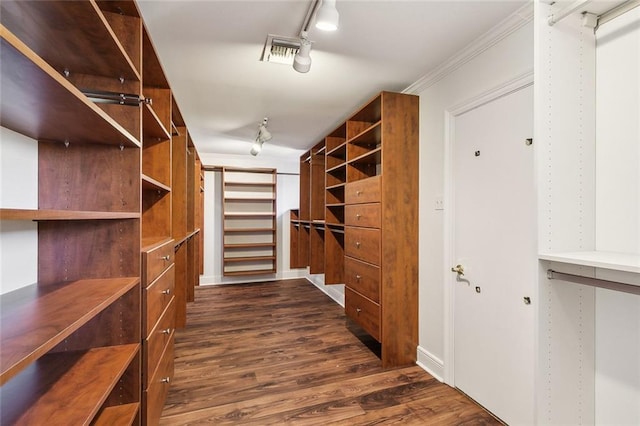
[547,269,640,295]
[548,0,592,25]
[597,0,640,29]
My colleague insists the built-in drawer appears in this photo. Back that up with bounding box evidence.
[144,264,175,336]
[344,256,380,303]
[345,226,380,265]
[345,287,380,342]
[142,238,174,286]
[144,297,175,388]
[143,337,175,426]
[345,203,381,228]
[345,175,381,205]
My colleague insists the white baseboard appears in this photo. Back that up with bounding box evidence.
[304,274,345,307]
[199,269,305,286]
[416,345,445,382]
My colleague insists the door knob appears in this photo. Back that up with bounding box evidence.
[451,264,465,276]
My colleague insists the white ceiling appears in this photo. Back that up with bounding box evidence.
[137,0,528,158]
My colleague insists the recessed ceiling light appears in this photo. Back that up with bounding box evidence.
[260,35,301,65]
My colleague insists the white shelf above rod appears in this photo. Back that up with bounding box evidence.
[548,0,592,25]
[547,269,640,295]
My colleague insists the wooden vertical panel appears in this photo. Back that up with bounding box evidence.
[38,220,140,286]
[299,152,311,222]
[172,127,187,239]
[173,243,188,328]
[379,92,419,368]
[100,10,142,76]
[311,142,325,221]
[309,225,325,274]
[324,228,344,284]
[39,141,140,212]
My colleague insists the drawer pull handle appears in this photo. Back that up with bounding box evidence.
[356,274,362,280]
[161,255,171,261]
[162,289,171,295]
[356,308,362,314]
[161,328,172,334]
[161,377,170,384]
[356,214,361,220]
[355,242,361,248]
[356,190,362,196]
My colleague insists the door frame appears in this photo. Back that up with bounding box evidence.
[442,70,534,386]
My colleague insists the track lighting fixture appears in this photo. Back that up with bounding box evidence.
[250,117,272,156]
[315,0,339,31]
[293,35,312,73]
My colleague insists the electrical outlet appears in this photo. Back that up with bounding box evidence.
[435,196,444,211]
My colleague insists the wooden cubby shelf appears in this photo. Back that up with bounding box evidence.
[143,103,172,141]
[142,174,171,192]
[0,209,139,221]
[224,256,276,262]
[0,28,140,148]
[224,228,275,233]
[0,277,139,385]
[93,403,140,426]
[0,1,141,81]
[223,269,276,277]
[224,243,276,249]
[0,344,139,425]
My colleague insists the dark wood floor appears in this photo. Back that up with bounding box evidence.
[160,279,500,425]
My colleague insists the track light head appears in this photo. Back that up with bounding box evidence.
[315,0,339,31]
[293,37,312,73]
[250,140,263,156]
[250,117,271,155]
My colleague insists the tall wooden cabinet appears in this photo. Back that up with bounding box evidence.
[291,91,419,368]
[0,1,204,424]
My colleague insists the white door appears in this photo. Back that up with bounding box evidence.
[451,84,535,425]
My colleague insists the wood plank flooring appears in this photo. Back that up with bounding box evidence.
[160,279,501,425]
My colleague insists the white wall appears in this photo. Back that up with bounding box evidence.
[594,8,640,425]
[200,152,305,285]
[0,127,39,294]
[411,13,533,379]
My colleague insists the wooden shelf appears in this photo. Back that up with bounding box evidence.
[348,147,382,166]
[0,26,140,148]
[224,243,276,249]
[0,208,139,221]
[0,277,139,386]
[224,195,276,201]
[0,1,141,81]
[223,228,275,233]
[143,103,171,141]
[141,236,174,253]
[326,163,347,174]
[224,256,276,263]
[326,183,346,191]
[142,174,171,192]
[349,121,382,145]
[223,212,276,217]
[224,181,275,187]
[539,251,640,275]
[222,269,276,276]
[93,403,140,426]
[1,344,139,425]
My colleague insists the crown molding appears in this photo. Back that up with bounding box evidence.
[403,2,534,95]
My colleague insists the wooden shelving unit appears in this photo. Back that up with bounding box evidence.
[1,2,204,424]
[291,91,419,368]
[0,0,143,422]
[222,168,277,276]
